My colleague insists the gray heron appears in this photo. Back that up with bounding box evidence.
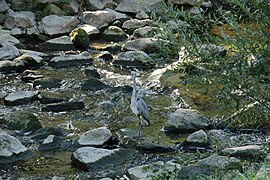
[130,70,150,139]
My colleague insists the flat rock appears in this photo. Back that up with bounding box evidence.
[5,10,36,29]
[4,91,37,106]
[49,51,93,68]
[40,15,79,36]
[83,10,116,29]
[116,0,162,13]
[2,112,42,132]
[163,108,210,133]
[222,145,265,159]
[33,77,62,89]
[0,33,20,46]
[104,8,130,23]
[0,60,25,73]
[122,19,156,34]
[77,24,100,36]
[38,91,70,104]
[0,133,32,165]
[127,161,165,180]
[123,38,160,53]
[39,36,75,51]
[78,127,112,147]
[112,50,154,70]
[41,101,85,112]
[81,78,108,91]
[31,127,65,141]
[71,147,136,171]
[0,44,20,60]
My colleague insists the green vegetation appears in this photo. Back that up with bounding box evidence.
[153,0,270,130]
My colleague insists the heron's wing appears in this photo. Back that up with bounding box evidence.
[136,97,150,126]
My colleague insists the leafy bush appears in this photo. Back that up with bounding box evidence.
[153,0,270,129]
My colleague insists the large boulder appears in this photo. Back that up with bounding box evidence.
[4,10,36,29]
[49,51,93,68]
[0,133,32,165]
[77,127,112,147]
[163,108,210,133]
[2,112,42,132]
[116,0,163,13]
[71,147,136,171]
[0,44,20,60]
[112,50,154,70]
[40,15,79,36]
[83,10,116,29]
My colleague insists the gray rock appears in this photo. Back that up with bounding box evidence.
[0,44,20,60]
[49,51,93,68]
[4,91,37,106]
[163,108,209,133]
[0,0,9,13]
[83,10,116,29]
[123,38,160,53]
[104,8,131,23]
[14,54,44,68]
[177,165,211,179]
[20,70,44,83]
[40,15,79,36]
[31,127,65,141]
[77,24,100,36]
[0,34,20,46]
[41,101,85,112]
[60,0,80,15]
[5,10,36,29]
[0,133,32,164]
[112,50,154,70]
[10,0,32,11]
[169,0,203,6]
[33,77,62,89]
[39,135,63,151]
[39,36,75,51]
[101,26,128,41]
[116,0,162,13]
[132,26,159,39]
[222,145,265,159]
[78,127,112,147]
[11,28,22,36]
[136,10,149,19]
[186,129,208,144]
[136,139,174,153]
[0,14,5,24]
[71,147,136,171]
[127,161,165,180]
[197,154,241,170]
[0,60,24,73]
[84,0,116,10]
[38,91,70,104]
[19,49,47,57]
[81,78,107,91]
[264,153,270,162]
[122,19,156,34]
[2,112,42,132]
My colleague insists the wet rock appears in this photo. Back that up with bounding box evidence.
[81,78,107,91]
[112,50,154,70]
[41,101,85,112]
[39,36,75,51]
[40,15,79,36]
[4,91,37,106]
[78,127,112,147]
[122,19,156,34]
[132,26,159,39]
[0,133,32,166]
[83,10,116,29]
[127,161,165,180]
[84,67,101,79]
[0,0,9,13]
[95,51,113,62]
[2,112,42,132]
[123,38,160,53]
[70,28,90,50]
[0,44,20,60]
[187,129,208,144]
[43,3,66,16]
[33,77,62,89]
[71,147,136,171]
[116,0,162,13]
[101,26,128,42]
[14,54,43,68]
[77,24,100,37]
[49,51,93,68]
[0,33,20,46]
[38,91,70,104]
[39,135,64,151]
[222,145,265,159]
[84,0,116,10]
[5,10,36,29]
[0,60,25,73]
[104,8,130,23]
[31,127,65,141]
[163,108,210,133]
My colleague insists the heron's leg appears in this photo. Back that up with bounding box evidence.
[137,117,142,139]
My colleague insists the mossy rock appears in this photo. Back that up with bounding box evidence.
[3,112,42,132]
[101,26,128,41]
[69,28,90,50]
[43,3,66,16]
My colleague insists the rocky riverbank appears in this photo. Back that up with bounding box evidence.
[1,0,270,179]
